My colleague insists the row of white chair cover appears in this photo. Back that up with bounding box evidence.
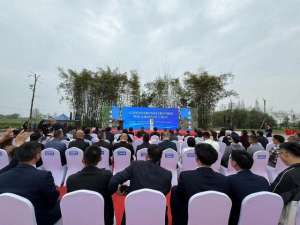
[36,146,291,186]
[0,190,285,225]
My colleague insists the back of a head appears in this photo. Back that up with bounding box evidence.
[242,130,248,136]
[197,130,203,138]
[187,137,196,147]
[162,132,170,140]
[75,130,84,140]
[231,150,253,170]
[30,131,42,142]
[16,142,42,162]
[84,128,91,135]
[120,133,128,142]
[249,134,258,143]
[195,143,218,166]
[202,131,210,139]
[257,130,264,137]
[84,146,101,166]
[219,128,226,137]
[154,127,158,132]
[97,130,105,140]
[273,135,285,144]
[143,133,150,143]
[147,144,162,163]
[210,130,218,141]
[280,142,300,157]
[53,129,63,139]
[231,134,240,144]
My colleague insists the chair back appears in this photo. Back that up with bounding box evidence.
[160,148,178,171]
[238,192,283,225]
[60,190,104,225]
[97,147,110,170]
[0,193,37,225]
[188,191,232,225]
[41,148,63,171]
[0,149,9,169]
[113,147,131,174]
[296,201,300,225]
[181,148,197,172]
[125,189,166,225]
[41,148,65,186]
[251,150,269,179]
[136,148,148,161]
[66,147,84,170]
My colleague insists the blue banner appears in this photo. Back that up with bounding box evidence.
[180,108,191,120]
[122,107,179,129]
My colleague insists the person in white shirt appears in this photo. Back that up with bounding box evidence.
[203,131,220,152]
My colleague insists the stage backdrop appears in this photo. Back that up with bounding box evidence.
[122,107,179,129]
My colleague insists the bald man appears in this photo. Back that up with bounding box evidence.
[68,130,90,151]
[112,133,134,160]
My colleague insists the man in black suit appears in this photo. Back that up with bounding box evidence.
[171,143,229,225]
[68,130,90,151]
[94,131,113,156]
[66,146,114,225]
[257,130,268,149]
[109,144,172,225]
[112,133,135,160]
[105,127,114,144]
[0,142,61,225]
[227,150,269,225]
[136,133,151,152]
[158,132,177,151]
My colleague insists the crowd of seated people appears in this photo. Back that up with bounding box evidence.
[0,125,300,225]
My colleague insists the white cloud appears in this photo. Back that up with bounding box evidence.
[0,0,300,116]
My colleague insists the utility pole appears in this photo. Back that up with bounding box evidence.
[263,98,266,114]
[29,74,40,124]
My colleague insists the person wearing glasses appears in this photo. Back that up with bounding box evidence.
[271,142,300,204]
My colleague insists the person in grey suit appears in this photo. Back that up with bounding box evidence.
[45,129,67,165]
[247,135,265,156]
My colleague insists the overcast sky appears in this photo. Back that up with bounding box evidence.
[0,0,299,116]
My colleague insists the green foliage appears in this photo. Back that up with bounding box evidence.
[58,67,236,128]
[184,71,237,128]
[212,108,277,129]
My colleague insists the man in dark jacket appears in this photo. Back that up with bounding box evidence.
[94,131,113,156]
[158,132,177,151]
[68,130,90,151]
[112,133,135,160]
[257,130,268,149]
[271,142,300,204]
[136,133,151,152]
[0,142,61,225]
[66,146,114,225]
[227,150,269,225]
[171,143,229,225]
[109,144,172,225]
